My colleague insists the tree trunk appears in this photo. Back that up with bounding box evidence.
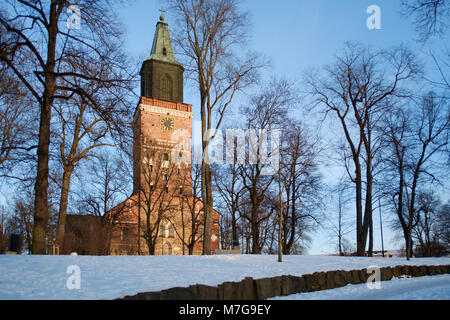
[355,166,365,256]
[278,173,283,262]
[407,149,425,260]
[368,215,373,257]
[284,184,296,254]
[365,157,374,257]
[149,242,155,255]
[56,167,74,249]
[200,89,213,255]
[250,191,261,254]
[395,150,412,258]
[32,100,52,254]
[32,1,59,255]
[202,161,213,255]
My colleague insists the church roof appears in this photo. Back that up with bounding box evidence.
[145,17,182,67]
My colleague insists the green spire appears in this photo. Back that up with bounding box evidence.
[146,13,181,66]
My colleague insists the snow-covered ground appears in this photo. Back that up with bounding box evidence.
[0,254,448,300]
[270,274,450,300]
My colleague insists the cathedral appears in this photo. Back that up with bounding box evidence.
[64,15,220,256]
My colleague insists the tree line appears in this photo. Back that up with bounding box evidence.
[0,0,448,258]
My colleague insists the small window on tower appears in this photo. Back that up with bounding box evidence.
[163,47,167,56]
[198,226,204,241]
[159,222,166,238]
[168,224,175,238]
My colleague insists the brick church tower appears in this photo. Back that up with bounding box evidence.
[132,14,193,196]
[108,14,220,256]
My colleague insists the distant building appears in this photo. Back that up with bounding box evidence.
[63,215,107,255]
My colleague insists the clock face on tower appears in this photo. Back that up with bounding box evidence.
[160,116,175,131]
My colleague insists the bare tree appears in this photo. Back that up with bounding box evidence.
[136,146,180,255]
[167,0,264,254]
[400,0,450,44]
[422,50,450,90]
[12,198,34,253]
[325,179,353,256]
[382,92,448,259]
[0,205,8,253]
[394,191,449,257]
[2,187,58,254]
[213,134,245,250]
[237,78,295,254]
[404,93,448,259]
[0,62,36,178]
[400,0,450,91]
[434,201,450,252]
[174,163,204,255]
[2,198,33,253]
[54,58,133,250]
[76,150,131,254]
[0,0,134,254]
[305,42,421,256]
[413,191,439,256]
[277,122,323,255]
[381,103,412,257]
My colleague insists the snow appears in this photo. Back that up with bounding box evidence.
[269,274,450,300]
[0,254,448,300]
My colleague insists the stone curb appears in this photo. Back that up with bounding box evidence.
[119,264,450,300]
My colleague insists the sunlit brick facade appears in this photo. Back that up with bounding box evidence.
[108,16,220,255]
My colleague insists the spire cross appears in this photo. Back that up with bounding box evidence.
[159,7,165,21]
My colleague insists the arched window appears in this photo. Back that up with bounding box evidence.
[160,74,173,101]
[167,223,175,238]
[158,221,166,238]
[163,242,172,255]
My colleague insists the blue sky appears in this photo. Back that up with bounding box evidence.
[119,0,435,83]
[114,1,449,254]
[2,1,444,255]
